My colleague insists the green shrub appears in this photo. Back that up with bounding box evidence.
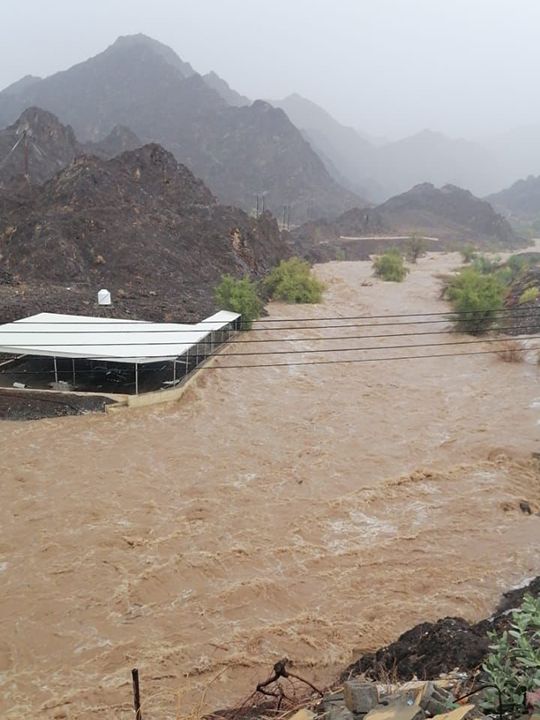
[471,254,502,275]
[507,254,530,277]
[519,286,540,304]
[482,594,540,712]
[406,234,428,263]
[446,267,505,334]
[214,275,263,329]
[373,249,409,282]
[264,257,325,303]
[460,245,477,264]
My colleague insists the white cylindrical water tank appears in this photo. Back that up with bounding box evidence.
[97,289,112,305]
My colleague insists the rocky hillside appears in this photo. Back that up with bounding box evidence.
[0,107,79,187]
[0,34,360,222]
[376,182,522,247]
[0,144,290,322]
[486,175,540,221]
[0,108,143,188]
[82,125,142,159]
[291,183,524,261]
[272,94,381,200]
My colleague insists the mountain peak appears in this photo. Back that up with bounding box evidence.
[106,33,195,77]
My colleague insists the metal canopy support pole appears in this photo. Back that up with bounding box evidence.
[72,358,76,386]
[53,356,58,384]
[185,348,189,376]
[135,362,139,395]
[173,360,177,384]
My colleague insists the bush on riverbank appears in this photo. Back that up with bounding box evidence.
[373,249,409,282]
[446,267,505,334]
[263,257,325,303]
[214,275,263,329]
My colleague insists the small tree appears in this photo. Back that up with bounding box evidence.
[446,267,505,334]
[373,249,409,282]
[264,257,325,303]
[214,275,263,329]
[406,234,428,263]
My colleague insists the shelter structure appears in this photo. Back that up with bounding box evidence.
[0,311,240,395]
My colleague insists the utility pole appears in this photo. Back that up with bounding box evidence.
[23,130,30,179]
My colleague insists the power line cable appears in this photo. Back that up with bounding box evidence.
[2,334,538,357]
[0,321,537,343]
[5,343,539,376]
[200,344,540,370]
[4,309,539,334]
[7,305,539,328]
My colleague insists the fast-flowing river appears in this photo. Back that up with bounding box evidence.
[1,252,539,719]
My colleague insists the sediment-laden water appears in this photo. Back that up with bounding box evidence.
[1,252,539,719]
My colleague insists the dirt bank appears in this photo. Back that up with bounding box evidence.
[0,252,539,719]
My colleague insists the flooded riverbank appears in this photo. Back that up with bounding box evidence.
[1,252,539,719]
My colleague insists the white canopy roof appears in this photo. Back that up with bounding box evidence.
[0,311,240,364]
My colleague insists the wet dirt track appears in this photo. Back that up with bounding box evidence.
[1,252,539,719]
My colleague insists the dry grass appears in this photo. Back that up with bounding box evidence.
[496,339,525,363]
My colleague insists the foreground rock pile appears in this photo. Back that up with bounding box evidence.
[318,680,477,720]
[291,676,535,720]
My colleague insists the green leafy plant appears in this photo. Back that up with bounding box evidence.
[446,267,505,335]
[482,594,540,712]
[214,275,263,329]
[519,287,539,305]
[460,245,478,264]
[405,234,428,263]
[472,254,502,275]
[263,257,325,303]
[373,249,409,282]
[507,254,530,278]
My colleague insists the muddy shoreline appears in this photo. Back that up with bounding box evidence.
[209,575,540,720]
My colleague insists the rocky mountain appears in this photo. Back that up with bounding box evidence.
[290,183,524,261]
[82,125,142,159]
[486,175,540,222]
[203,71,249,106]
[376,182,521,247]
[0,35,359,222]
[272,94,381,199]
[272,96,508,201]
[0,144,290,322]
[0,108,143,188]
[0,107,79,187]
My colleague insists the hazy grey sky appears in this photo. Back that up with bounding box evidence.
[1,0,539,140]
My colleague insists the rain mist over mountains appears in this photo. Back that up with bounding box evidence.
[1,32,540,219]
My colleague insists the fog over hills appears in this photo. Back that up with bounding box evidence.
[272,94,534,201]
[0,35,360,223]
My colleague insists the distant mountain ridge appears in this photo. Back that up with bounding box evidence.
[0,35,361,222]
[291,182,523,261]
[272,95,515,201]
[486,175,540,223]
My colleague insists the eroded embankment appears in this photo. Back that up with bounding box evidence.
[0,252,539,719]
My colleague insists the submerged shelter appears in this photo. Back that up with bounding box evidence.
[0,311,240,395]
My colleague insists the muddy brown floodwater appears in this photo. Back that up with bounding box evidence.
[1,252,540,720]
